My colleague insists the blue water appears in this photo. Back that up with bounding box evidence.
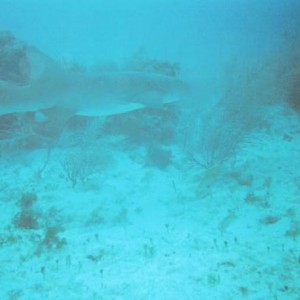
[0,1,300,299]
[1,0,299,67]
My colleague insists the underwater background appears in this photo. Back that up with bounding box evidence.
[0,0,300,299]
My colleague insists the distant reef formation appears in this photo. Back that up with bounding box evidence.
[0,31,31,85]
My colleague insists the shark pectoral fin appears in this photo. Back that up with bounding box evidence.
[75,102,145,117]
[36,106,76,122]
[131,91,164,108]
[34,111,48,123]
[143,98,162,108]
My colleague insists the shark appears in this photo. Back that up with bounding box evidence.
[0,47,189,118]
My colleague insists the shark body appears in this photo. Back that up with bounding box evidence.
[0,48,189,117]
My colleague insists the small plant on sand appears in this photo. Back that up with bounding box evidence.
[35,225,67,256]
[13,192,41,230]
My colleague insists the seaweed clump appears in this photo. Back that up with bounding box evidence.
[13,193,40,230]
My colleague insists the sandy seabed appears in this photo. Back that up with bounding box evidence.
[0,107,299,300]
